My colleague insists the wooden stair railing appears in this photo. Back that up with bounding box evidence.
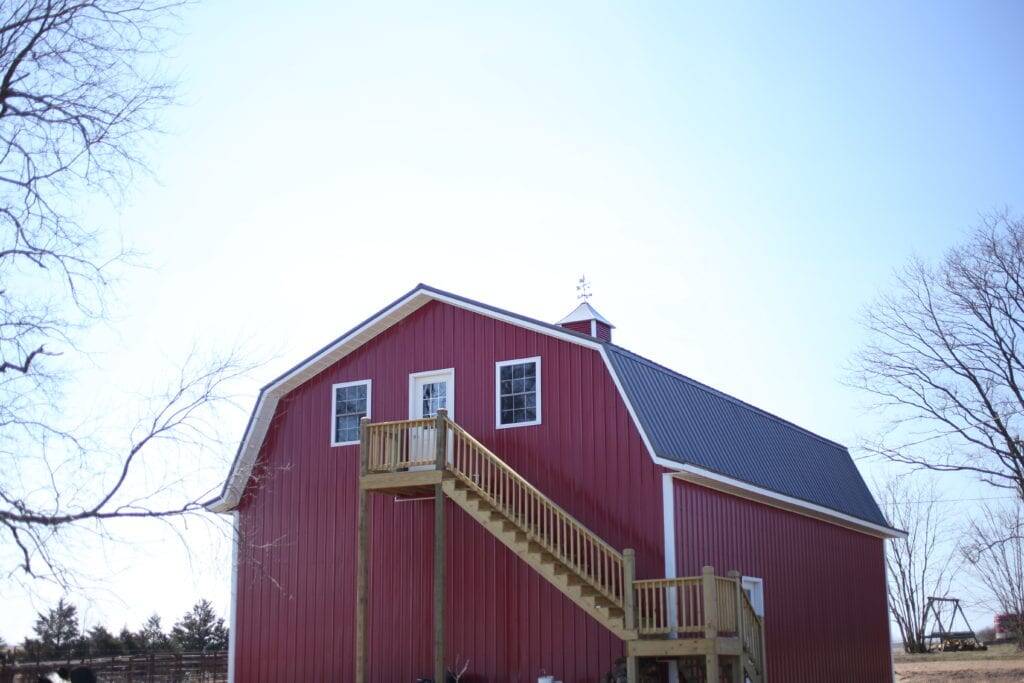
[360,415,766,681]
[444,418,627,608]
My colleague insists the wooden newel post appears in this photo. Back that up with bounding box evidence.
[702,565,718,639]
[355,417,371,683]
[434,407,448,683]
[623,548,636,631]
[360,416,371,476]
[728,569,744,633]
[435,408,448,471]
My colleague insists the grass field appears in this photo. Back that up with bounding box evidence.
[894,643,1024,681]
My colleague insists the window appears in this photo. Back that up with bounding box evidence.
[495,357,541,428]
[742,576,765,617]
[420,380,447,417]
[332,380,371,446]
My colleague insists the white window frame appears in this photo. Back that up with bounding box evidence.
[495,356,542,429]
[331,379,372,446]
[741,576,765,618]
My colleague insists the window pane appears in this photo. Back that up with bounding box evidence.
[497,361,538,425]
[335,382,369,443]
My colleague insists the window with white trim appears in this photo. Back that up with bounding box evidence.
[495,357,541,428]
[332,380,371,445]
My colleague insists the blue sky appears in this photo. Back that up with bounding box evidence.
[4,0,1024,643]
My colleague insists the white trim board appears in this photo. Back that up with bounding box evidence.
[206,284,895,543]
[207,286,614,512]
[670,466,906,539]
[227,511,239,683]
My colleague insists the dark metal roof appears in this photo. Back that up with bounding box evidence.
[603,344,888,527]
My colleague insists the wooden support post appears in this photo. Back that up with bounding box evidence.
[702,565,719,683]
[705,653,720,683]
[355,417,371,683]
[623,548,636,632]
[434,408,448,683]
[626,655,639,683]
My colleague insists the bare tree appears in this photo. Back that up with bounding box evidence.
[853,212,1024,499]
[877,475,956,653]
[961,501,1024,648]
[0,1,256,588]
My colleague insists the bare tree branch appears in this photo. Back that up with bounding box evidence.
[852,211,1024,498]
[876,474,958,653]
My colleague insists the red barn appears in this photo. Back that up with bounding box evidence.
[208,284,902,682]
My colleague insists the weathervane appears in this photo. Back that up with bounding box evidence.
[576,275,592,302]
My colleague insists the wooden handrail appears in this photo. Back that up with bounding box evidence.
[739,586,764,674]
[444,418,626,606]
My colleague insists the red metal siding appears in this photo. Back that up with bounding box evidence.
[235,300,666,682]
[673,481,892,682]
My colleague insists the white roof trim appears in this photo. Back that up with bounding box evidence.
[556,301,613,326]
[207,284,895,540]
[668,465,906,539]
[207,286,617,512]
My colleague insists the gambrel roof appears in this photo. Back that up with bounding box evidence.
[209,284,899,538]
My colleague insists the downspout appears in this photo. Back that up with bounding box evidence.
[662,472,680,683]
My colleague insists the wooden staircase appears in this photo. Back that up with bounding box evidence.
[443,475,634,639]
[356,412,766,683]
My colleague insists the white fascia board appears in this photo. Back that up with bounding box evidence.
[669,464,907,540]
[207,287,612,512]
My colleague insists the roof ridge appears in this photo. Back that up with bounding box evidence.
[603,343,849,452]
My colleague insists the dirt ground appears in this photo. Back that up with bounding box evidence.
[894,643,1024,682]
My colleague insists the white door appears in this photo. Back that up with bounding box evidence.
[408,369,454,467]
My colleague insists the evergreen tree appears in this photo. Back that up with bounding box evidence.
[138,614,170,653]
[171,600,228,652]
[32,598,79,657]
[118,626,142,654]
[86,625,121,657]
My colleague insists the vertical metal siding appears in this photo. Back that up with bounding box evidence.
[235,301,666,682]
[674,480,892,682]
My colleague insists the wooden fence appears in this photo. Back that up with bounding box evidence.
[0,651,227,683]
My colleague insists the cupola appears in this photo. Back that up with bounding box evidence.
[556,301,614,342]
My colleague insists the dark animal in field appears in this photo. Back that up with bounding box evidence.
[37,666,97,683]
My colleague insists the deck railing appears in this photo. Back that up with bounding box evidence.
[364,417,437,471]
[633,576,704,634]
